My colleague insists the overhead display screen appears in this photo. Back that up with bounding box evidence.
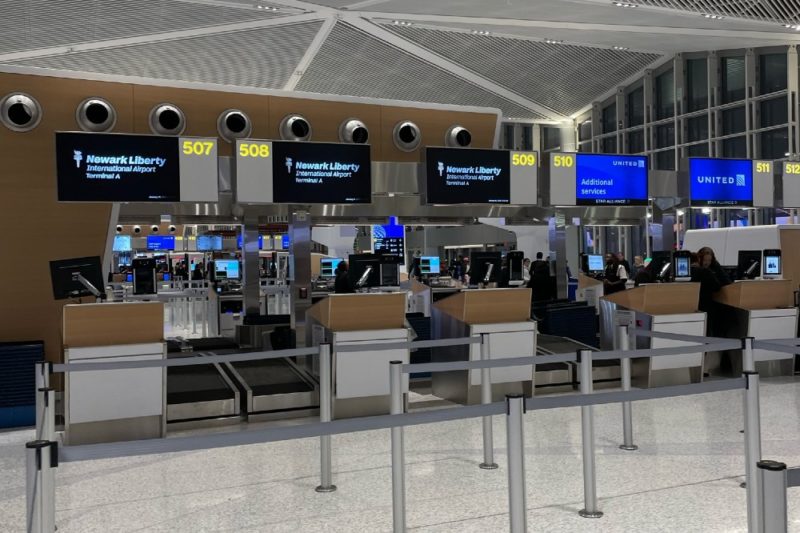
[689,158,753,207]
[423,147,538,205]
[55,132,218,203]
[373,216,404,260]
[197,235,223,251]
[112,235,132,252]
[146,235,175,251]
[235,140,371,204]
[575,154,648,206]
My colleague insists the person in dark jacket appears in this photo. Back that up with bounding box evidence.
[334,261,354,294]
[527,252,551,301]
[693,247,730,335]
[191,262,205,280]
[603,254,627,295]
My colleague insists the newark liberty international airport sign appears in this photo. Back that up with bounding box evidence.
[55,132,218,202]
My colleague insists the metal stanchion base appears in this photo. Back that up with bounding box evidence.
[315,485,337,493]
[579,510,604,518]
[619,444,639,451]
[479,462,499,470]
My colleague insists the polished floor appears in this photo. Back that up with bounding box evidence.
[3,377,800,532]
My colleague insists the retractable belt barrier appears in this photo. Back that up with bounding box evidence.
[30,330,774,533]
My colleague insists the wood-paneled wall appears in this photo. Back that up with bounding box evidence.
[0,71,499,364]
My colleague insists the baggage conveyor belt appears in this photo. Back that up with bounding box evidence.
[167,352,240,423]
[223,357,318,417]
[537,334,620,389]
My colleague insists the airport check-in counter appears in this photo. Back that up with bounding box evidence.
[430,288,537,404]
[709,279,798,376]
[306,293,410,419]
[600,284,705,388]
[576,274,604,313]
[62,302,166,445]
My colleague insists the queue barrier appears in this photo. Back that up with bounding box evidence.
[27,330,769,533]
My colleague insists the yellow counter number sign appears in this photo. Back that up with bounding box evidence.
[182,140,215,156]
[756,161,771,173]
[239,143,271,158]
[512,152,536,166]
[786,162,800,175]
[553,154,574,168]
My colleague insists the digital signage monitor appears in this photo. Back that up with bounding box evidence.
[146,235,175,251]
[373,216,404,260]
[197,235,223,251]
[575,154,648,206]
[214,259,240,280]
[689,158,753,207]
[420,256,441,275]
[112,235,132,252]
[587,254,605,273]
[237,234,263,250]
[425,147,510,204]
[320,258,343,278]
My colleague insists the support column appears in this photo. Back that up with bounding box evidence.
[291,210,312,344]
[789,46,799,157]
[552,211,568,299]
[242,210,260,317]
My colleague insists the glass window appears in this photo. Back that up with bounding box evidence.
[760,129,788,160]
[722,56,745,103]
[579,120,592,142]
[687,143,709,157]
[656,69,674,120]
[602,103,617,133]
[601,136,617,154]
[686,58,708,112]
[521,125,533,150]
[655,123,674,149]
[578,141,592,153]
[760,53,787,95]
[628,86,644,127]
[686,115,708,143]
[722,106,746,135]
[656,150,675,170]
[542,126,561,151]
[627,130,644,154]
[760,97,788,128]
[722,136,747,158]
[503,124,515,149]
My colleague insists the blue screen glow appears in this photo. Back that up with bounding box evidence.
[113,235,131,252]
[689,158,753,206]
[282,234,290,249]
[214,260,239,280]
[146,235,175,251]
[587,255,604,272]
[575,154,648,206]
[237,235,264,249]
[420,256,440,274]
[197,235,222,251]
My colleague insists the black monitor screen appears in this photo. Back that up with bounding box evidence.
[469,251,502,284]
[50,256,104,300]
[272,141,371,204]
[425,147,510,205]
[56,132,180,202]
[348,254,381,288]
[737,250,762,279]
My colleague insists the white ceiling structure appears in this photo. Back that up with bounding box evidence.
[2,0,800,121]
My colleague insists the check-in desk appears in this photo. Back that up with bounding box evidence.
[62,302,166,445]
[709,280,798,377]
[430,288,537,404]
[576,274,604,313]
[306,293,409,418]
[600,284,705,388]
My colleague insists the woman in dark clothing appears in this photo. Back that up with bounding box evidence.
[697,247,731,286]
[692,247,730,335]
[334,261,354,294]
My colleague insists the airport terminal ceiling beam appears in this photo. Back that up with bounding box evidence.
[283,15,338,91]
[343,15,567,121]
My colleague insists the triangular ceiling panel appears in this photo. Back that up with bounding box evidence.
[8,21,324,89]
[295,22,546,120]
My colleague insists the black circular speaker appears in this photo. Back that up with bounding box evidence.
[393,121,421,152]
[1,93,42,132]
[279,114,312,141]
[291,119,310,138]
[76,98,116,132]
[352,127,369,144]
[398,125,416,143]
[445,125,473,148]
[456,129,472,146]
[217,109,252,142]
[338,118,369,144]
[149,104,186,135]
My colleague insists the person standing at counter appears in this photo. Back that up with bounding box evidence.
[692,247,731,335]
[697,247,731,287]
[527,252,551,301]
[631,255,645,279]
[603,254,627,294]
[334,261,354,294]
[522,258,531,283]
[192,262,205,281]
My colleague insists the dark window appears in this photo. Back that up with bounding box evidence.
[542,126,561,151]
[601,136,617,154]
[687,143,709,157]
[656,150,675,170]
[760,97,788,128]
[760,53,787,95]
[521,125,533,150]
[722,56,745,103]
[627,130,644,153]
[760,129,788,160]
[578,141,592,153]
[579,120,592,142]
[656,123,674,149]
[686,115,708,142]
[602,103,617,133]
[722,106,746,135]
[656,69,674,120]
[628,86,644,126]
[503,124,515,149]
[686,58,708,112]
[722,136,747,158]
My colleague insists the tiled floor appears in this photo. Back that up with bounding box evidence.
[3,377,800,532]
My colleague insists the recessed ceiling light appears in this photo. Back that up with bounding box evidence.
[613,2,637,7]
[545,39,563,44]
[703,13,724,19]
[613,46,629,50]
[392,20,412,26]
[471,30,491,35]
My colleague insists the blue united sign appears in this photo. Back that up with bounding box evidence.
[689,158,753,207]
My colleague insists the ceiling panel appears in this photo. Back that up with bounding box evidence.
[630,0,800,25]
[296,22,545,120]
[8,21,323,89]
[383,24,662,116]
[0,0,283,55]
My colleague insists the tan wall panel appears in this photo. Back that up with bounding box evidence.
[132,85,270,157]
[379,106,498,162]
[63,302,164,348]
[0,73,133,363]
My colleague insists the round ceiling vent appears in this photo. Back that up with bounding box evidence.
[0,93,42,132]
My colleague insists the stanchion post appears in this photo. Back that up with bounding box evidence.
[505,394,527,533]
[743,371,763,532]
[389,360,406,532]
[617,325,637,451]
[578,349,603,518]
[40,442,56,533]
[479,333,498,470]
[315,343,336,493]
[26,440,56,533]
[34,361,50,390]
[36,388,55,442]
[743,337,756,373]
[758,460,788,533]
